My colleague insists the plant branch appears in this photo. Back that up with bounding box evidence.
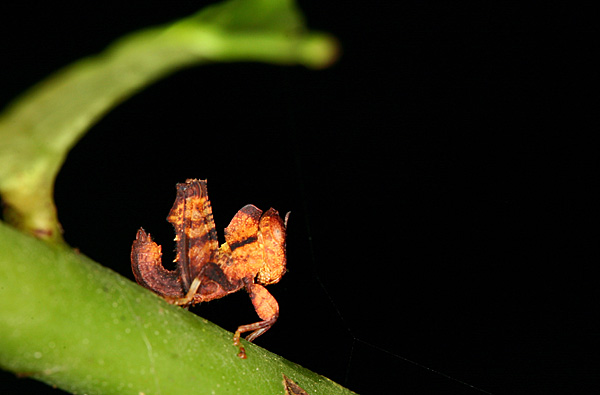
[0,0,338,242]
[0,222,354,394]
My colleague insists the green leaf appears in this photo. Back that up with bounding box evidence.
[0,0,338,243]
[0,221,355,394]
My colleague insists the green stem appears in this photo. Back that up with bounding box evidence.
[0,221,354,394]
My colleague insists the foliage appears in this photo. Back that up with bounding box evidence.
[0,0,337,243]
[0,1,348,393]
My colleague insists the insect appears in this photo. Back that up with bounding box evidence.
[131,179,288,358]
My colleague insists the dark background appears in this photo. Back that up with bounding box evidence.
[1,2,596,394]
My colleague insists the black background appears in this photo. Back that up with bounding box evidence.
[1,2,596,394]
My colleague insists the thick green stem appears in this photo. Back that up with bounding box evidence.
[0,221,354,394]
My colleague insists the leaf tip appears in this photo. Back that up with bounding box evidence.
[300,33,341,69]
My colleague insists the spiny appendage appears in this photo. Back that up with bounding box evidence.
[130,228,185,299]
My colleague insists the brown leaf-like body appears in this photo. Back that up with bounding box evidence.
[130,179,288,351]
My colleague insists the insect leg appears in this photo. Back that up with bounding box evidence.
[165,276,202,307]
[233,283,279,345]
